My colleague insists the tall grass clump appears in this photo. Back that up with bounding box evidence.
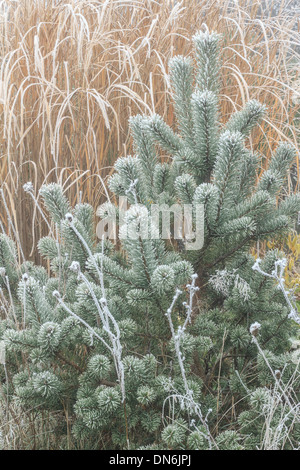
[0,0,299,259]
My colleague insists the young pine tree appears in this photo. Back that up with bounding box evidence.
[0,31,299,450]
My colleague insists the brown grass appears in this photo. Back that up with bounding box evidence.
[0,0,299,259]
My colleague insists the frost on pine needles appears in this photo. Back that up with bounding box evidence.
[0,30,299,450]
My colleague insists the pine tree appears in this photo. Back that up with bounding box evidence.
[0,31,299,450]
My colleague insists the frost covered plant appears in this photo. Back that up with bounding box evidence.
[250,322,262,337]
[163,276,216,449]
[247,259,300,449]
[209,269,251,301]
[209,269,235,297]
[0,30,299,450]
[252,257,300,324]
[247,322,300,450]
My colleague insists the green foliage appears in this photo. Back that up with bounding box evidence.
[0,30,299,450]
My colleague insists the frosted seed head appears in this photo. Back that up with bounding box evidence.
[52,290,61,299]
[69,261,80,273]
[23,182,34,193]
[252,258,261,271]
[275,370,281,380]
[65,212,73,223]
[250,322,261,337]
